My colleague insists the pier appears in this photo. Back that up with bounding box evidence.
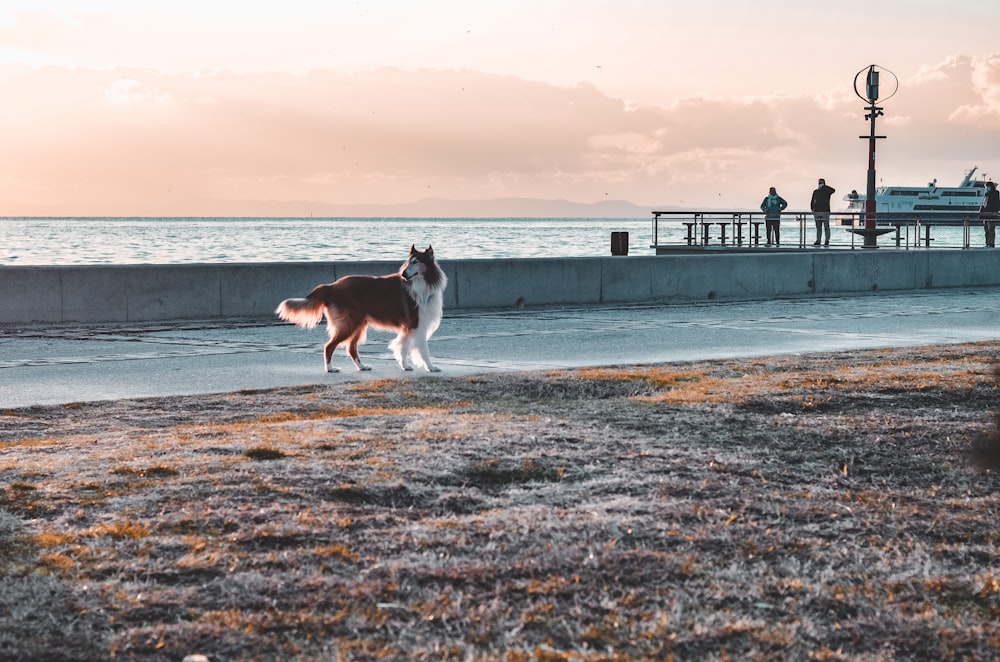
[650,210,990,253]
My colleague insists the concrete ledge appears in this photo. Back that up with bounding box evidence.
[2,250,999,323]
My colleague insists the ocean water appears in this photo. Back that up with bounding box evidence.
[0,216,979,266]
[0,217,657,265]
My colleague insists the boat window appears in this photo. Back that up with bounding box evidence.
[941,190,981,197]
[888,190,920,196]
[913,204,981,211]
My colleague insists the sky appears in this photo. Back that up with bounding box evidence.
[1,0,999,216]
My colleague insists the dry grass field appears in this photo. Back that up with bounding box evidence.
[2,342,1000,661]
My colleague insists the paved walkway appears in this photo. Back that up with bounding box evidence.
[2,287,1000,408]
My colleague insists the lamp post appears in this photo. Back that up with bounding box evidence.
[852,64,897,248]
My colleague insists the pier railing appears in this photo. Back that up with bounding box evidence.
[650,211,988,252]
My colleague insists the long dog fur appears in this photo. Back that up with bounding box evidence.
[275,245,447,373]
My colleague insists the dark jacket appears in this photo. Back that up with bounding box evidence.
[982,186,1000,217]
[760,194,788,221]
[810,184,836,212]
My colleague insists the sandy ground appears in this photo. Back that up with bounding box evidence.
[2,341,1000,661]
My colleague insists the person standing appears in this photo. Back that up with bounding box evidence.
[982,181,999,248]
[810,178,836,246]
[760,186,788,246]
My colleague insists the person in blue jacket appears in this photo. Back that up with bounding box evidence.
[760,186,788,246]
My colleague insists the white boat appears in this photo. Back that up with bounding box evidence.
[843,167,989,225]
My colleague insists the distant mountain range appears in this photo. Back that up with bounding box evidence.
[213,197,676,218]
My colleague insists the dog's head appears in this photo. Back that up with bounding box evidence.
[401,244,436,281]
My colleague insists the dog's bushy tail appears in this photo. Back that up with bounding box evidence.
[275,297,324,329]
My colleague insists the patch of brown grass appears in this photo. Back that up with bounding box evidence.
[112,464,180,478]
[256,404,458,423]
[574,366,705,390]
[243,446,289,461]
[84,520,150,540]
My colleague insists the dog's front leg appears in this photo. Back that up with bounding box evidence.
[390,332,414,371]
[413,336,440,372]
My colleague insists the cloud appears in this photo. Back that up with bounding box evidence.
[952,55,1000,123]
[104,78,172,105]
[0,56,997,215]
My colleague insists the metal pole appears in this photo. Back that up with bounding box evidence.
[860,101,887,248]
[865,104,878,234]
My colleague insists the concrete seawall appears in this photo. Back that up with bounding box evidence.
[2,250,999,323]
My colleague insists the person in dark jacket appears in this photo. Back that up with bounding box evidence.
[760,187,788,246]
[982,181,1000,248]
[810,178,836,246]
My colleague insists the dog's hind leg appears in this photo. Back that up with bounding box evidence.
[322,335,343,373]
[323,323,356,373]
[346,325,372,371]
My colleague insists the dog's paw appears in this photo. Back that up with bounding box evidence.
[356,365,372,372]
[325,366,341,373]
[427,365,442,373]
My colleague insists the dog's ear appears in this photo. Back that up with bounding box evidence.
[426,245,434,256]
[410,244,417,255]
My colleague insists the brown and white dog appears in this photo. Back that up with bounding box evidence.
[275,245,447,373]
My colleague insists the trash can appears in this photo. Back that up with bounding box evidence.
[611,231,629,255]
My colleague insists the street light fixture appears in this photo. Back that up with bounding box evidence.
[852,64,898,248]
